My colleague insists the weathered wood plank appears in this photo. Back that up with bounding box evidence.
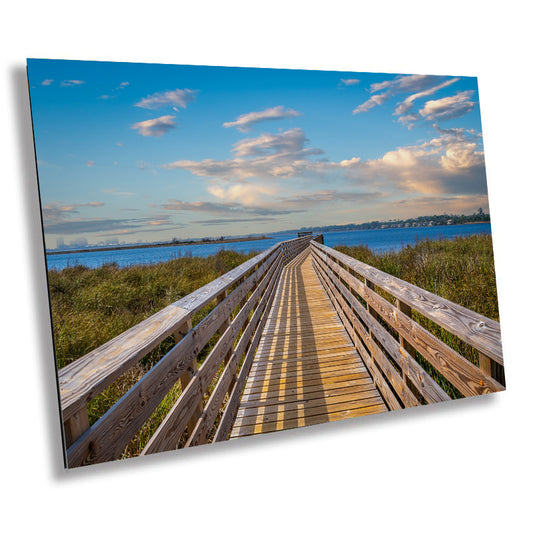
[65,246,281,466]
[312,241,503,366]
[59,243,282,422]
[184,261,283,447]
[141,253,284,454]
[313,256,403,410]
[213,256,282,442]
[313,249,449,404]
[230,404,387,438]
[234,394,384,429]
[312,246,504,397]
[229,251,387,439]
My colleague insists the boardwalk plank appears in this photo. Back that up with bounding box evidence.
[230,249,387,438]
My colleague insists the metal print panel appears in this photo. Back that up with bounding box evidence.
[27,59,505,468]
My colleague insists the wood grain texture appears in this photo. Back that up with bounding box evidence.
[229,250,387,439]
[311,241,503,366]
[313,255,402,410]
[142,254,284,454]
[66,244,282,466]
[59,243,283,422]
[312,249,449,404]
[312,246,504,397]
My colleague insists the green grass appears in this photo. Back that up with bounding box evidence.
[334,234,500,398]
[49,249,258,456]
[51,234,500,455]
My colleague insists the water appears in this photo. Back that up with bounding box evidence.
[46,222,492,271]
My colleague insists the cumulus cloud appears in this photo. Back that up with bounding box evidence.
[162,128,331,180]
[348,130,486,195]
[419,91,476,121]
[131,115,177,137]
[223,106,302,132]
[60,80,85,87]
[134,88,197,110]
[208,182,280,205]
[389,194,489,218]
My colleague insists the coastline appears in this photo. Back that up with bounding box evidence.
[47,235,268,256]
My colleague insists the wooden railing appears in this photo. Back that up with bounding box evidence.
[58,234,504,467]
[310,241,505,410]
[58,235,315,467]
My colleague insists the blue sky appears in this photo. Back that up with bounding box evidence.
[27,59,488,249]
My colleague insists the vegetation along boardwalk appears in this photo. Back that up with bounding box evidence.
[58,234,505,467]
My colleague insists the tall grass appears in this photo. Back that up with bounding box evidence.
[334,234,500,398]
[334,234,499,320]
[48,249,257,456]
[50,235,500,455]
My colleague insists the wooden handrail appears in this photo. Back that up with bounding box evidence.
[59,234,314,467]
[310,240,505,411]
[57,232,504,467]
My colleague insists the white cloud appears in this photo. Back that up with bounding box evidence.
[131,115,177,137]
[350,131,486,195]
[60,80,85,87]
[352,93,389,114]
[41,79,53,86]
[223,106,302,132]
[162,128,326,179]
[231,128,308,157]
[340,78,360,86]
[134,89,197,110]
[86,161,95,167]
[370,74,440,94]
[394,78,460,116]
[419,91,476,122]
[208,182,280,205]
[353,74,452,115]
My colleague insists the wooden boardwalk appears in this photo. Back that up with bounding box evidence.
[230,249,387,438]
[59,235,504,467]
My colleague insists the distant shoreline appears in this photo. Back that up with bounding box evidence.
[47,235,268,255]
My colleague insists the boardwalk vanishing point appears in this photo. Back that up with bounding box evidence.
[58,234,505,467]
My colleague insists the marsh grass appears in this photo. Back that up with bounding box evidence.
[50,235,499,455]
[334,234,499,398]
[48,249,257,453]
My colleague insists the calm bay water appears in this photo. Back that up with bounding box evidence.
[46,222,492,271]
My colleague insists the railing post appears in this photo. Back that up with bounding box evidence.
[175,318,201,435]
[217,288,236,392]
[478,352,505,386]
[396,299,417,389]
[64,407,90,448]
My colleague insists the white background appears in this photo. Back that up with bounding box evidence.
[2,1,531,530]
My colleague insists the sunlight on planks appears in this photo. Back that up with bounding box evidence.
[230,249,387,438]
